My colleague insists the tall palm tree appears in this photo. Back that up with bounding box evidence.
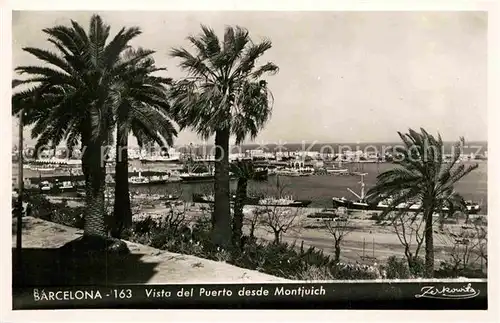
[366,128,478,277]
[109,48,177,238]
[169,25,278,247]
[12,15,149,240]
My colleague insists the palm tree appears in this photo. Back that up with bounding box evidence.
[230,160,266,247]
[109,48,177,238]
[12,15,150,241]
[366,128,478,277]
[169,25,278,247]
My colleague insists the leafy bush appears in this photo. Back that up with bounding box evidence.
[51,206,85,229]
[435,261,487,279]
[295,265,335,281]
[385,256,410,279]
[332,262,383,280]
[25,195,441,280]
[408,257,425,277]
[122,212,384,280]
[24,193,85,229]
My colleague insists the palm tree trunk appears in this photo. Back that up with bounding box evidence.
[232,177,247,247]
[423,204,435,277]
[212,127,231,248]
[111,132,132,238]
[82,141,107,237]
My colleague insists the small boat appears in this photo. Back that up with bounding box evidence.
[161,194,180,201]
[192,193,215,203]
[258,196,311,207]
[252,168,269,180]
[326,168,349,175]
[275,169,301,177]
[307,208,339,219]
[129,176,150,185]
[57,180,76,192]
[39,180,54,192]
[192,193,311,207]
[166,176,183,183]
[179,172,215,182]
[34,167,56,172]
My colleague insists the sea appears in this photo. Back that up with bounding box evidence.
[12,141,488,214]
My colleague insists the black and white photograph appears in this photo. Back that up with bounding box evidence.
[2,0,498,321]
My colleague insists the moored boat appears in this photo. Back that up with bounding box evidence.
[39,180,54,192]
[57,180,76,192]
[331,173,482,214]
[192,193,311,207]
[179,172,215,182]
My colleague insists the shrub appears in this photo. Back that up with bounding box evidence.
[408,257,425,277]
[123,210,387,280]
[332,262,383,280]
[28,194,465,280]
[51,206,85,229]
[385,256,410,279]
[295,265,335,281]
[435,261,487,279]
[24,193,85,229]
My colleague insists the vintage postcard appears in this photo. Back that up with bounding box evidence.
[1,0,498,322]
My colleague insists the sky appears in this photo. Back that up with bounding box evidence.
[11,11,488,147]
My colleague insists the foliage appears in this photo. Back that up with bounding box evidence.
[253,175,305,243]
[23,193,85,229]
[322,217,355,262]
[25,195,481,280]
[434,224,487,278]
[110,47,177,238]
[169,25,278,247]
[384,256,411,279]
[12,15,151,238]
[366,128,479,277]
[231,160,265,247]
[242,206,263,239]
[258,206,304,244]
[390,211,425,273]
[169,25,278,143]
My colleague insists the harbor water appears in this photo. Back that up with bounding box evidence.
[13,159,488,214]
[128,161,488,213]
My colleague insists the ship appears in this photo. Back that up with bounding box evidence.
[179,171,215,182]
[139,155,181,163]
[192,193,311,207]
[139,148,181,163]
[129,172,166,185]
[57,180,77,192]
[331,173,482,214]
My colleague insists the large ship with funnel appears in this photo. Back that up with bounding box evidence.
[331,173,482,214]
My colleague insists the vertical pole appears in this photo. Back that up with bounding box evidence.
[362,237,365,258]
[16,110,23,274]
[372,237,375,258]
